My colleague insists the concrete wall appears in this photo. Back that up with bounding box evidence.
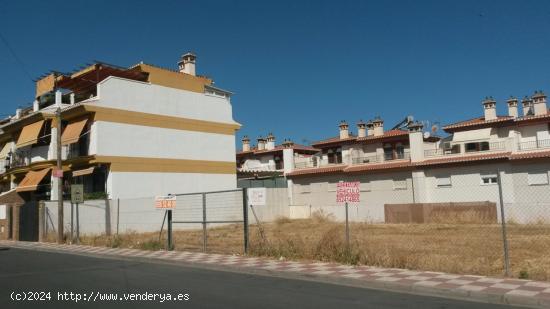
[97,76,236,124]
[289,161,550,223]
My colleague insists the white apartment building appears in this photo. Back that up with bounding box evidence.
[236,134,318,187]
[0,53,240,239]
[285,92,550,223]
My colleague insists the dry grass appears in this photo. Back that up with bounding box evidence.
[52,213,550,281]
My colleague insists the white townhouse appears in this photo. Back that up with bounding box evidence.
[284,92,550,223]
[236,133,318,187]
[0,53,240,239]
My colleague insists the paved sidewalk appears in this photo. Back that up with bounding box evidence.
[2,240,549,308]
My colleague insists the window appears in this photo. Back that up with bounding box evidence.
[481,174,498,185]
[436,176,452,188]
[395,144,405,159]
[528,172,549,186]
[465,141,490,153]
[383,144,393,160]
[393,179,407,190]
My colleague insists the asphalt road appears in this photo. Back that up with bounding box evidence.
[0,248,519,309]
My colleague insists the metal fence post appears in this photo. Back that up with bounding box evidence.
[242,188,249,254]
[38,201,45,242]
[345,202,350,250]
[75,202,80,245]
[202,193,207,252]
[497,170,511,277]
[167,209,173,250]
[70,202,74,244]
[116,198,120,235]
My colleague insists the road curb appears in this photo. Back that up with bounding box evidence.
[2,241,547,308]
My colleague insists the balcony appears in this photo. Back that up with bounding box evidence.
[65,140,89,160]
[10,149,32,168]
[351,152,410,165]
[294,157,334,169]
[424,140,508,158]
[517,139,550,151]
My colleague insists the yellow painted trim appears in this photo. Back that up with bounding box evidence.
[85,105,240,135]
[93,155,236,174]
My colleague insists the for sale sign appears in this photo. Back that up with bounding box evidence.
[336,181,360,203]
[155,195,177,209]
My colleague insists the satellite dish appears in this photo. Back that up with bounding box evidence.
[423,131,431,139]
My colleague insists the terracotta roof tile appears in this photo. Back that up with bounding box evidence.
[286,164,346,176]
[311,136,356,147]
[355,130,408,142]
[414,152,510,166]
[443,111,550,132]
[237,143,318,156]
[510,149,550,160]
[345,160,412,172]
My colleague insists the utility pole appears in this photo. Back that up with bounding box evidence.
[56,108,64,243]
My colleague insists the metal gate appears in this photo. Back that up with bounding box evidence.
[165,188,248,253]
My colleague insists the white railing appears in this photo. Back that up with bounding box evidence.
[424,139,509,158]
[351,152,410,165]
[517,139,550,151]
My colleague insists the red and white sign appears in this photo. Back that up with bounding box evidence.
[336,181,360,203]
[155,195,177,209]
[52,168,63,178]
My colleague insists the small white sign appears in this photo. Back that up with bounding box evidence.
[0,205,6,220]
[248,188,266,206]
[155,195,177,209]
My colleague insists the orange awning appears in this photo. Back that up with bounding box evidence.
[61,118,88,145]
[72,167,94,177]
[16,168,51,192]
[16,120,45,147]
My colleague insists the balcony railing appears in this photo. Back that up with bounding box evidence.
[518,139,550,151]
[424,140,508,158]
[351,152,410,165]
[11,150,31,168]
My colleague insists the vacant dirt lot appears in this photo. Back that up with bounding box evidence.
[72,214,550,281]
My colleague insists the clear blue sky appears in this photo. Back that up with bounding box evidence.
[1,0,550,145]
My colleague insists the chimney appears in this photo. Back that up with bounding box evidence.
[357,120,367,138]
[532,90,547,116]
[178,52,197,76]
[15,108,22,119]
[339,121,349,139]
[257,136,266,151]
[366,120,374,136]
[407,121,424,162]
[372,117,384,136]
[55,90,62,107]
[522,96,534,116]
[506,96,518,118]
[266,132,276,150]
[282,138,294,148]
[242,135,250,152]
[482,96,497,121]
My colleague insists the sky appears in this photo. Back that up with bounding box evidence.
[1,0,550,146]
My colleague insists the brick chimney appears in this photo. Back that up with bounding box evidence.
[532,90,547,116]
[178,52,196,76]
[257,136,266,151]
[372,117,384,136]
[266,132,276,150]
[339,121,349,139]
[506,96,518,118]
[522,96,534,116]
[482,96,497,121]
[357,120,367,138]
[241,135,250,152]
